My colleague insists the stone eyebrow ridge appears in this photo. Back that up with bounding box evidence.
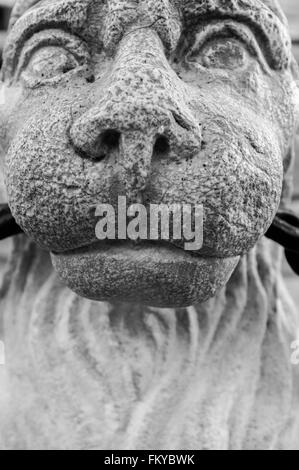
[180,0,292,70]
[2,0,91,81]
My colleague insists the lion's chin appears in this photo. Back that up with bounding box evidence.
[50,242,239,308]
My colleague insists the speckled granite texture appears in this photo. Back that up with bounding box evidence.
[0,0,298,450]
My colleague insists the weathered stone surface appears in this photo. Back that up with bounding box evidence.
[0,0,298,450]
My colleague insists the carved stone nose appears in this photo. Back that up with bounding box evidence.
[70,102,202,162]
[69,24,203,200]
[69,102,202,199]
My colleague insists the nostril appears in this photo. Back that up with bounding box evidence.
[91,129,120,162]
[71,128,121,162]
[154,135,170,157]
[101,129,121,150]
[86,74,95,84]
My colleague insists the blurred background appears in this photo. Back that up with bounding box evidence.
[0,1,11,69]
[0,0,298,303]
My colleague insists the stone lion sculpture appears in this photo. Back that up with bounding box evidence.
[0,0,299,450]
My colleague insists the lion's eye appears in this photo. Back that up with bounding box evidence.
[189,37,249,70]
[185,22,269,74]
[193,38,248,70]
[12,30,91,87]
[23,46,80,81]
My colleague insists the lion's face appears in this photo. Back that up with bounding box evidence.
[0,0,298,307]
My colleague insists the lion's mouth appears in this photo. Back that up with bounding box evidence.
[55,239,207,259]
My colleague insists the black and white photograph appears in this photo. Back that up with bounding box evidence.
[0,0,299,452]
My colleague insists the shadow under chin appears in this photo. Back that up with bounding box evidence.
[51,244,239,308]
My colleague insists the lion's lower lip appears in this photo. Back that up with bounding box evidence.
[51,242,239,307]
